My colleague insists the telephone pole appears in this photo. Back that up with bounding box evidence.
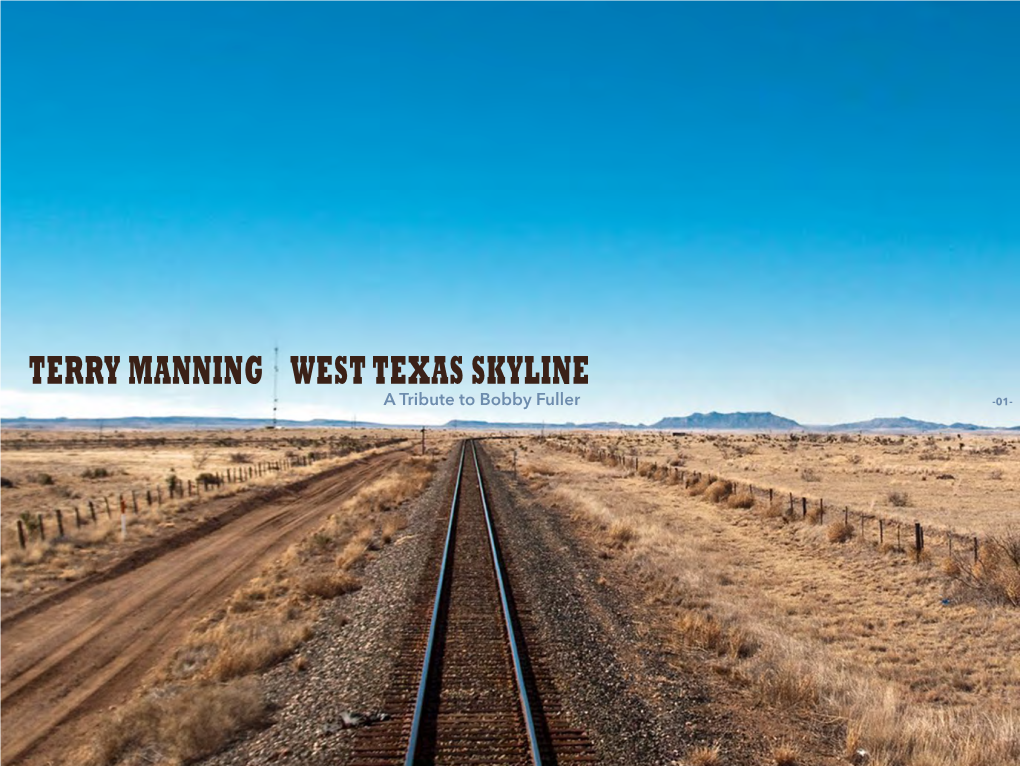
[272,344,279,429]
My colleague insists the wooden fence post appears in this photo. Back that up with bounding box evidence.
[915,522,923,562]
[56,509,65,537]
[38,514,45,541]
[105,497,112,519]
[158,487,162,505]
[974,537,980,564]
[75,507,83,529]
[879,519,884,545]
[17,519,26,550]
[132,490,138,514]
[89,500,97,523]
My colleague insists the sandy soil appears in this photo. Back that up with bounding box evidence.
[0,450,403,766]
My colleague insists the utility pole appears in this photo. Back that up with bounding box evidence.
[421,426,426,455]
[272,344,279,430]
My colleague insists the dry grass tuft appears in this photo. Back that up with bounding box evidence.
[687,744,721,766]
[299,571,361,600]
[686,475,712,496]
[827,521,855,544]
[607,520,638,548]
[772,744,799,766]
[201,617,313,681]
[946,532,1020,606]
[704,480,733,504]
[726,492,755,510]
[677,610,757,659]
[82,678,265,766]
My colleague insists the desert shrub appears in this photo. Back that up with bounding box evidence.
[19,511,40,536]
[299,572,361,599]
[197,472,222,486]
[800,468,821,482]
[687,744,721,766]
[607,521,638,548]
[1,477,14,489]
[827,522,855,543]
[230,452,252,464]
[84,679,266,766]
[81,467,111,480]
[773,745,800,766]
[704,480,733,503]
[948,532,1020,606]
[677,610,756,659]
[887,491,910,507]
[166,471,180,494]
[35,473,55,486]
[727,492,755,509]
[686,475,712,496]
[989,469,1004,480]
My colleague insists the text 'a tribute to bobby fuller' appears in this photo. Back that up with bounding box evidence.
[384,392,579,409]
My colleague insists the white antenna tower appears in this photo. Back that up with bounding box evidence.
[272,344,279,429]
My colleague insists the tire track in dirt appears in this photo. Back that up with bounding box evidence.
[0,450,404,766]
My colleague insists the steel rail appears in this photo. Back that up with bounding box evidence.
[471,440,544,766]
[403,443,465,766]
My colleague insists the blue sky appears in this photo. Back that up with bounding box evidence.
[3,4,1018,426]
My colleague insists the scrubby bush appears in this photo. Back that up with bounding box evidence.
[727,492,755,509]
[81,467,111,479]
[887,491,910,507]
[704,480,732,503]
[827,522,855,543]
[1,477,14,489]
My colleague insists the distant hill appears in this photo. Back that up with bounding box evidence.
[0,416,388,430]
[822,416,982,432]
[652,412,803,430]
[2,413,1015,432]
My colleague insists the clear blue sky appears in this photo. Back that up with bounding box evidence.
[3,4,1018,426]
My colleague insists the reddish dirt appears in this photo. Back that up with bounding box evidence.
[0,450,404,766]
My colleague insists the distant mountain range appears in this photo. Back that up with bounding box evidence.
[2,412,1017,432]
[0,416,386,430]
[654,412,801,430]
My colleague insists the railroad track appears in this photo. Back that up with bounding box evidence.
[351,440,595,765]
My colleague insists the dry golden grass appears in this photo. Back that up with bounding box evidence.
[0,428,418,596]
[78,678,265,766]
[827,521,855,543]
[82,450,438,766]
[726,492,755,509]
[687,744,721,766]
[772,744,800,766]
[299,570,362,599]
[496,437,1020,766]
[559,430,1020,537]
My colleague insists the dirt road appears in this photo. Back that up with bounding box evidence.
[0,450,403,766]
